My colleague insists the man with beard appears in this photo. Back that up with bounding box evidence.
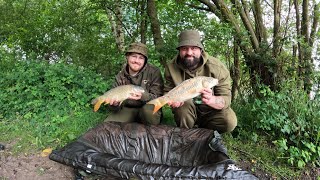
[104,42,164,125]
[164,30,237,133]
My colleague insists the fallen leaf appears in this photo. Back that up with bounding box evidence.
[40,148,52,157]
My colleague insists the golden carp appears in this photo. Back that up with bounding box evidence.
[91,85,145,112]
[147,76,218,113]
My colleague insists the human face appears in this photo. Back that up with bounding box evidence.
[179,46,202,69]
[127,53,146,75]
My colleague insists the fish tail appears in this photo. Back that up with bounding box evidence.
[91,98,98,105]
[93,99,104,112]
[147,98,167,114]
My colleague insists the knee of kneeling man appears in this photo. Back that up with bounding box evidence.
[225,121,237,133]
[223,116,237,133]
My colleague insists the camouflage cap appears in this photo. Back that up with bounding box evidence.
[177,30,204,49]
[126,42,148,59]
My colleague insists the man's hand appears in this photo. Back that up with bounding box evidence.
[109,99,121,106]
[168,101,184,108]
[200,88,225,109]
[128,92,143,100]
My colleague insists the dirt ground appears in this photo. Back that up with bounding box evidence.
[0,146,267,180]
[0,144,319,180]
[0,150,74,180]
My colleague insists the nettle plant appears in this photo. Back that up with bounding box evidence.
[251,84,320,168]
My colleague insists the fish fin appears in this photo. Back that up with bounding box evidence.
[104,98,110,105]
[147,98,167,114]
[152,104,163,114]
[93,99,104,112]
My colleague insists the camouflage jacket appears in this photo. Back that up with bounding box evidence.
[111,63,164,109]
[164,51,232,109]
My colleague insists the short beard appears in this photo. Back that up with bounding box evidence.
[182,56,201,70]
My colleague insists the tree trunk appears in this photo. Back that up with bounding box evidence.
[273,0,282,57]
[294,0,303,87]
[231,39,240,102]
[301,0,313,92]
[106,3,125,53]
[310,3,319,46]
[303,1,319,93]
[147,0,166,67]
[194,0,320,94]
[139,0,147,44]
[252,0,267,42]
[198,0,276,93]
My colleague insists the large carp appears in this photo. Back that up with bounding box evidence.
[91,85,145,112]
[147,76,218,113]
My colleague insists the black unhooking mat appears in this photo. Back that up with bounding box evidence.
[49,122,258,179]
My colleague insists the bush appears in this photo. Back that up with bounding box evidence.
[0,55,113,149]
[233,82,320,168]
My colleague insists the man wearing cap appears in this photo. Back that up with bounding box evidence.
[164,30,237,133]
[105,42,164,125]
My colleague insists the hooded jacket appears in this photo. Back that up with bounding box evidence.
[164,51,232,109]
[110,62,164,110]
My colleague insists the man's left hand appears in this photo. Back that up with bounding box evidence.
[129,92,143,100]
[200,88,225,110]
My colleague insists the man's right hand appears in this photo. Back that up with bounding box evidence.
[109,99,120,106]
[167,101,184,108]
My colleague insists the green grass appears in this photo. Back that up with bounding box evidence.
[0,118,36,154]
[0,106,174,153]
[223,132,304,179]
[161,106,306,179]
[0,106,173,155]
[0,107,106,154]
[0,106,313,179]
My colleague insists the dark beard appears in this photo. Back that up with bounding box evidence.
[182,56,201,70]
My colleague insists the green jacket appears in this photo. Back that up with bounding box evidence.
[111,63,164,109]
[164,51,232,109]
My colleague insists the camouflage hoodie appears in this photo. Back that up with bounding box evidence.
[164,51,232,109]
[110,62,164,110]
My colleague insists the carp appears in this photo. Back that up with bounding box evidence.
[91,85,145,112]
[147,76,218,113]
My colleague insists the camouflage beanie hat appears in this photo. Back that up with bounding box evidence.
[176,30,204,50]
[126,42,148,60]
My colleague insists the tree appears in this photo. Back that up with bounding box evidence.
[147,0,166,66]
[188,0,319,95]
[296,0,319,92]
[105,1,125,53]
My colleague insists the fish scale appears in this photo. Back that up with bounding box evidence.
[147,76,218,114]
[91,85,145,112]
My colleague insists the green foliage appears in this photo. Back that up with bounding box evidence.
[204,22,234,58]
[224,132,301,179]
[1,0,319,176]
[0,59,110,118]
[234,82,320,168]
[0,0,122,76]
[161,106,175,126]
[0,54,112,149]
